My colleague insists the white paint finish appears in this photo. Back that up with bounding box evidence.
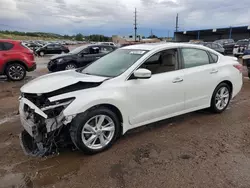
[182,63,222,110]
[19,43,243,135]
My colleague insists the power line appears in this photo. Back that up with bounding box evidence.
[175,13,179,32]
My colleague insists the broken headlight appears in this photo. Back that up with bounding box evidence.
[41,97,75,118]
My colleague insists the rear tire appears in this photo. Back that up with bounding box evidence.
[70,107,120,155]
[210,83,231,113]
[6,63,26,81]
[39,51,45,56]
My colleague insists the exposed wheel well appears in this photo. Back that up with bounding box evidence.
[4,61,28,73]
[219,80,233,94]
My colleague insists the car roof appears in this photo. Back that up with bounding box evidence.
[121,42,211,51]
[0,39,20,43]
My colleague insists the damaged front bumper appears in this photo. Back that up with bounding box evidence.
[19,96,75,156]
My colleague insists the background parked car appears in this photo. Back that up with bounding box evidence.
[214,39,235,54]
[203,42,225,54]
[243,49,250,78]
[0,39,36,81]
[233,39,249,58]
[36,43,69,56]
[47,44,116,72]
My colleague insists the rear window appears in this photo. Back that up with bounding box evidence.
[236,41,249,46]
[2,42,14,50]
[21,42,32,50]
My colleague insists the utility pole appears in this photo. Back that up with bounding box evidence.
[175,13,179,32]
[134,8,137,42]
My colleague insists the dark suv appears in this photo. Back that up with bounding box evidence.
[47,44,116,72]
[0,39,36,81]
[36,43,69,56]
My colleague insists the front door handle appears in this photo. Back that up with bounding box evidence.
[172,77,183,83]
[210,69,218,74]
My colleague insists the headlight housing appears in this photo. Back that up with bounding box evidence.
[41,98,75,118]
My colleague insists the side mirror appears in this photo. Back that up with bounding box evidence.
[133,68,152,79]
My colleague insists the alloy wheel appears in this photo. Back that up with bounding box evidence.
[215,86,230,110]
[8,65,25,80]
[81,115,115,150]
[65,64,76,70]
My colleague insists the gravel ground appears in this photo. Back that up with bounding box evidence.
[0,55,249,188]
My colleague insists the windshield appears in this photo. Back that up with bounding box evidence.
[81,49,148,77]
[70,45,88,54]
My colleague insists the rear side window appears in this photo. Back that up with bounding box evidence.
[181,48,210,68]
[2,42,14,50]
[210,53,218,63]
[0,42,4,51]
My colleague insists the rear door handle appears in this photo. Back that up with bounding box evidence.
[210,69,218,74]
[172,77,183,83]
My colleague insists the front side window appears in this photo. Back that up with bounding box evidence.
[100,46,113,53]
[80,49,148,77]
[89,47,100,54]
[139,49,178,74]
[181,48,210,68]
[47,45,54,49]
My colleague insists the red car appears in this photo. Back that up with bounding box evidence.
[0,39,36,81]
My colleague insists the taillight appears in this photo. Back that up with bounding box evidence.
[233,64,243,73]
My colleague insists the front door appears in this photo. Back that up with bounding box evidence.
[126,49,185,126]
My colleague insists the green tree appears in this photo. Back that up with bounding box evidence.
[75,33,84,41]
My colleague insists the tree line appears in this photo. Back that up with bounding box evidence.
[0,30,112,42]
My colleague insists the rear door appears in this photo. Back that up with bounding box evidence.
[45,44,55,54]
[180,48,221,110]
[0,42,5,73]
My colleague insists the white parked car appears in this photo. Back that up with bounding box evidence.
[19,43,243,156]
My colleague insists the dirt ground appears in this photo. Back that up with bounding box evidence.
[0,57,250,188]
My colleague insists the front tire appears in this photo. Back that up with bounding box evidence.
[65,63,77,70]
[70,107,120,155]
[210,83,231,113]
[6,63,26,81]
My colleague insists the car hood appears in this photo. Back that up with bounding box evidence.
[50,53,73,60]
[21,70,109,94]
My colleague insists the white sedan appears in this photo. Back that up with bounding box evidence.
[19,43,243,156]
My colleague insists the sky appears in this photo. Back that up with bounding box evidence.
[0,0,249,37]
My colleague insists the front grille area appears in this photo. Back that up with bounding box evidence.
[23,93,47,108]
